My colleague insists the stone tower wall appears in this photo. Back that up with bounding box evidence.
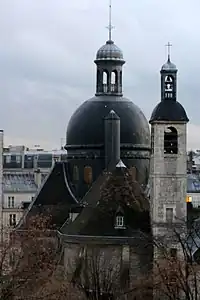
[150,122,187,228]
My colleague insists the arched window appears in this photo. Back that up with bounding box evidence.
[111,70,118,92]
[103,71,108,93]
[130,166,137,181]
[103,71,108,84]
[73,165,79,182]
[164,127,178,154]
[111,71,117,84]
[111,71,115,84]
[84,166,93,185]
[164,75,174,99]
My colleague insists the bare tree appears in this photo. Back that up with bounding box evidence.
[0,214,69,300]
[147,219,200,300]
[70,246,124,300]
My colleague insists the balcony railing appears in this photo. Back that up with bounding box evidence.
[96,84,122,94]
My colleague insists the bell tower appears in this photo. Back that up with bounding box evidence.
[161,42,177,102]
[94,0,125,96]
[149,44,189,249]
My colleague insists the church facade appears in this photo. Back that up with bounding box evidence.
[17,16,190,298]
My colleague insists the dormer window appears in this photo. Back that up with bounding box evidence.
[114,206,125,229]
[115,215,125,229]
[116,216,124,227]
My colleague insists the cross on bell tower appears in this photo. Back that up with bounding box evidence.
[160,42,177,101]
[165,42,172,61]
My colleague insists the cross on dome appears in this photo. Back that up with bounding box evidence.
[106,0,114,41]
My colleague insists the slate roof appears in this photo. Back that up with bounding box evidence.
[185,218,200,263]
[149,100,189,123]
[3,172,37,192]
[17,162,80,229]
[60,172,106,235]
[96,40,124,61]
[187,173,200,193]
[60,164,151,237]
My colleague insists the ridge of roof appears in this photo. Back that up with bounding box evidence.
[60,172,106,234]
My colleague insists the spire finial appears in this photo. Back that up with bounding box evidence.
[165,42,172,61]
[106,0,114,41]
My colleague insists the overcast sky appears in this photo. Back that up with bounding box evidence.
[0,0,200,150]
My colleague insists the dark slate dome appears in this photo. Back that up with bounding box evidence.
[95,40,124,61]
[66,96,150,146]
[65,36,150,193]
[150,100,189,123]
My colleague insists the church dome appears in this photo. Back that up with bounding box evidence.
[66,96,150,147]
[65,35,150,192]
[95,40,124,61]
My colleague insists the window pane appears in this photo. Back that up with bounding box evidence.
[170,248,177,258]
[6,155,11,163]
[9,214,16,226]
[11,197,14,208]
[9,214,12,226]
[166,208,173,222]
[84,166,93,184]
[116,216,124,227]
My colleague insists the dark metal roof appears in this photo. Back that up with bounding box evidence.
[95,40,124,62]
[17,162,79,229]
[60,166,150,237]
[187,173,200,193]
[66,96,150,148]
[149,100,189,123]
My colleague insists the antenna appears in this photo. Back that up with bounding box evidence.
[106,0,114,41]
[60,138,64,150]
[165,42,172,61]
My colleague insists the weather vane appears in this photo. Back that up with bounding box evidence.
[165,42,172,60]
[106,0,114,41]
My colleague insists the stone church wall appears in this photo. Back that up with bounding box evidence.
[63,239,152,298]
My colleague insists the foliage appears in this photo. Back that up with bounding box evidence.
[100,168,149,212]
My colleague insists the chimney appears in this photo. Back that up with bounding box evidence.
[104,110,120,169]
[34,169,42,188]
[188,151,193,173]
